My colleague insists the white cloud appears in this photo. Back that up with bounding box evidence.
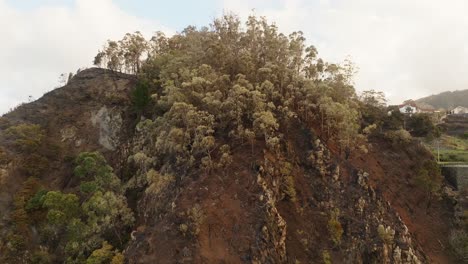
[0,0,170,114]
[222,0,468,104]
[2,0,468,114]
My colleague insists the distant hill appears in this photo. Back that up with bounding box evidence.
[416,89,468,109]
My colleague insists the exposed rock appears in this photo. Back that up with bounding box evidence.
[90,106,123,150]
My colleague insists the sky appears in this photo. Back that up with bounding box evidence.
[1,0,468,114]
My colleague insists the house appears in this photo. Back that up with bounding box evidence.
[398,101,422,114]
[452,106,468,115]
[398,100,435,114]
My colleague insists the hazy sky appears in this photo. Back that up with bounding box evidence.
[1,0,468,114]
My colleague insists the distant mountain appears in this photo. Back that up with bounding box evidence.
[416,89,468,109]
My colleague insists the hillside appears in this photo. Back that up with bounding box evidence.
[0,15,460,264]
[416,89,468,109]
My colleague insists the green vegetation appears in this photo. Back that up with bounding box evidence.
[4,123,44,153]
[2,13,459,263]
[377,224,395,245]
[327,209,343,246]
[132,80,151,114]
[322,250,332,264]
[415,160,443,211]
[1,152,133,263]
[427,134,468,163]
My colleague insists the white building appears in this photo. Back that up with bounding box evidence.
[399,104,419,114]
[453,106,468,115]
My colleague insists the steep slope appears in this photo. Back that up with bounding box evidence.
[0,68,138,261]
[0,15,459,264]
[125,123,447,263]
[0,68,456,264]
[416,89,468,109]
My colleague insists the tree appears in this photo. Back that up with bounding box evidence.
[132,80,151,114]
[121,31,148,73]
[415,160,442,211]
[253,111,279,140]
[4,124,44,153]
[82,191,134,245]
[74,152,122,194]
[86,241,114,264]
[407,113,439,138]
[42,191,80,226]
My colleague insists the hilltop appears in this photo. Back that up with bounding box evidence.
[416,89,468,109]
[0,15,461,263]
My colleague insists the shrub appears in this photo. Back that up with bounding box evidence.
[461,132,468,140]
[30,249,52,264]
[86,241,115,264]
[377,224,395,244]
[187,204,205,236]
[145,169,175,195]
[0,147,9,164]
[25,189,48,211]
[283,175,297,202]
[449,230,468,261]
[322,250,332,264]
[384,129,412,146]
[327,209,343,246]
[132,80,151,114]
[0,117,11,130]
[4,124,44,153]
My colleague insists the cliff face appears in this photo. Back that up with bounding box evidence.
[0,69,455,263]
[0,68,137,243]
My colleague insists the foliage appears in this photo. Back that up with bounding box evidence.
[449,230,468,261]
[415,160,442,210]
[327,209,343,246]
[2,152,134,263]
[25,189,48,211]
[322,250,332,264]
[278,161,297,202]
[377,224,395,245]
[95,15,366,187]
[30,249,53,264]
[461,132,468,140]
[145,169,175,195]
[186,204,205,236]
[359,90,387,131]
[94,31,147,73]
[4,124,44,153]
[86,241,123,264]
[383,109,405,130]
[42,191,80,226]
[74,152,122,193]
[428,134,468,163]
[384,129,412,146]
[406,113,440,138]
[132,80,151,114]
[82,190,134,237]
[283,175,297,202]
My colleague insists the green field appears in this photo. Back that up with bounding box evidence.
[426,135,468,163]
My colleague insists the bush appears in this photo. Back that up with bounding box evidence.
[384,129,412,146]
[377,224,395,244]
[283,175,297,202]
[30,249,52,264]
[4,124,44,153]
[322,250,332,264]
[132,80,151,114]
[461,133,468,140]
[449,230,468,261]
[0,147,9,164]
[327,209,343,246]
